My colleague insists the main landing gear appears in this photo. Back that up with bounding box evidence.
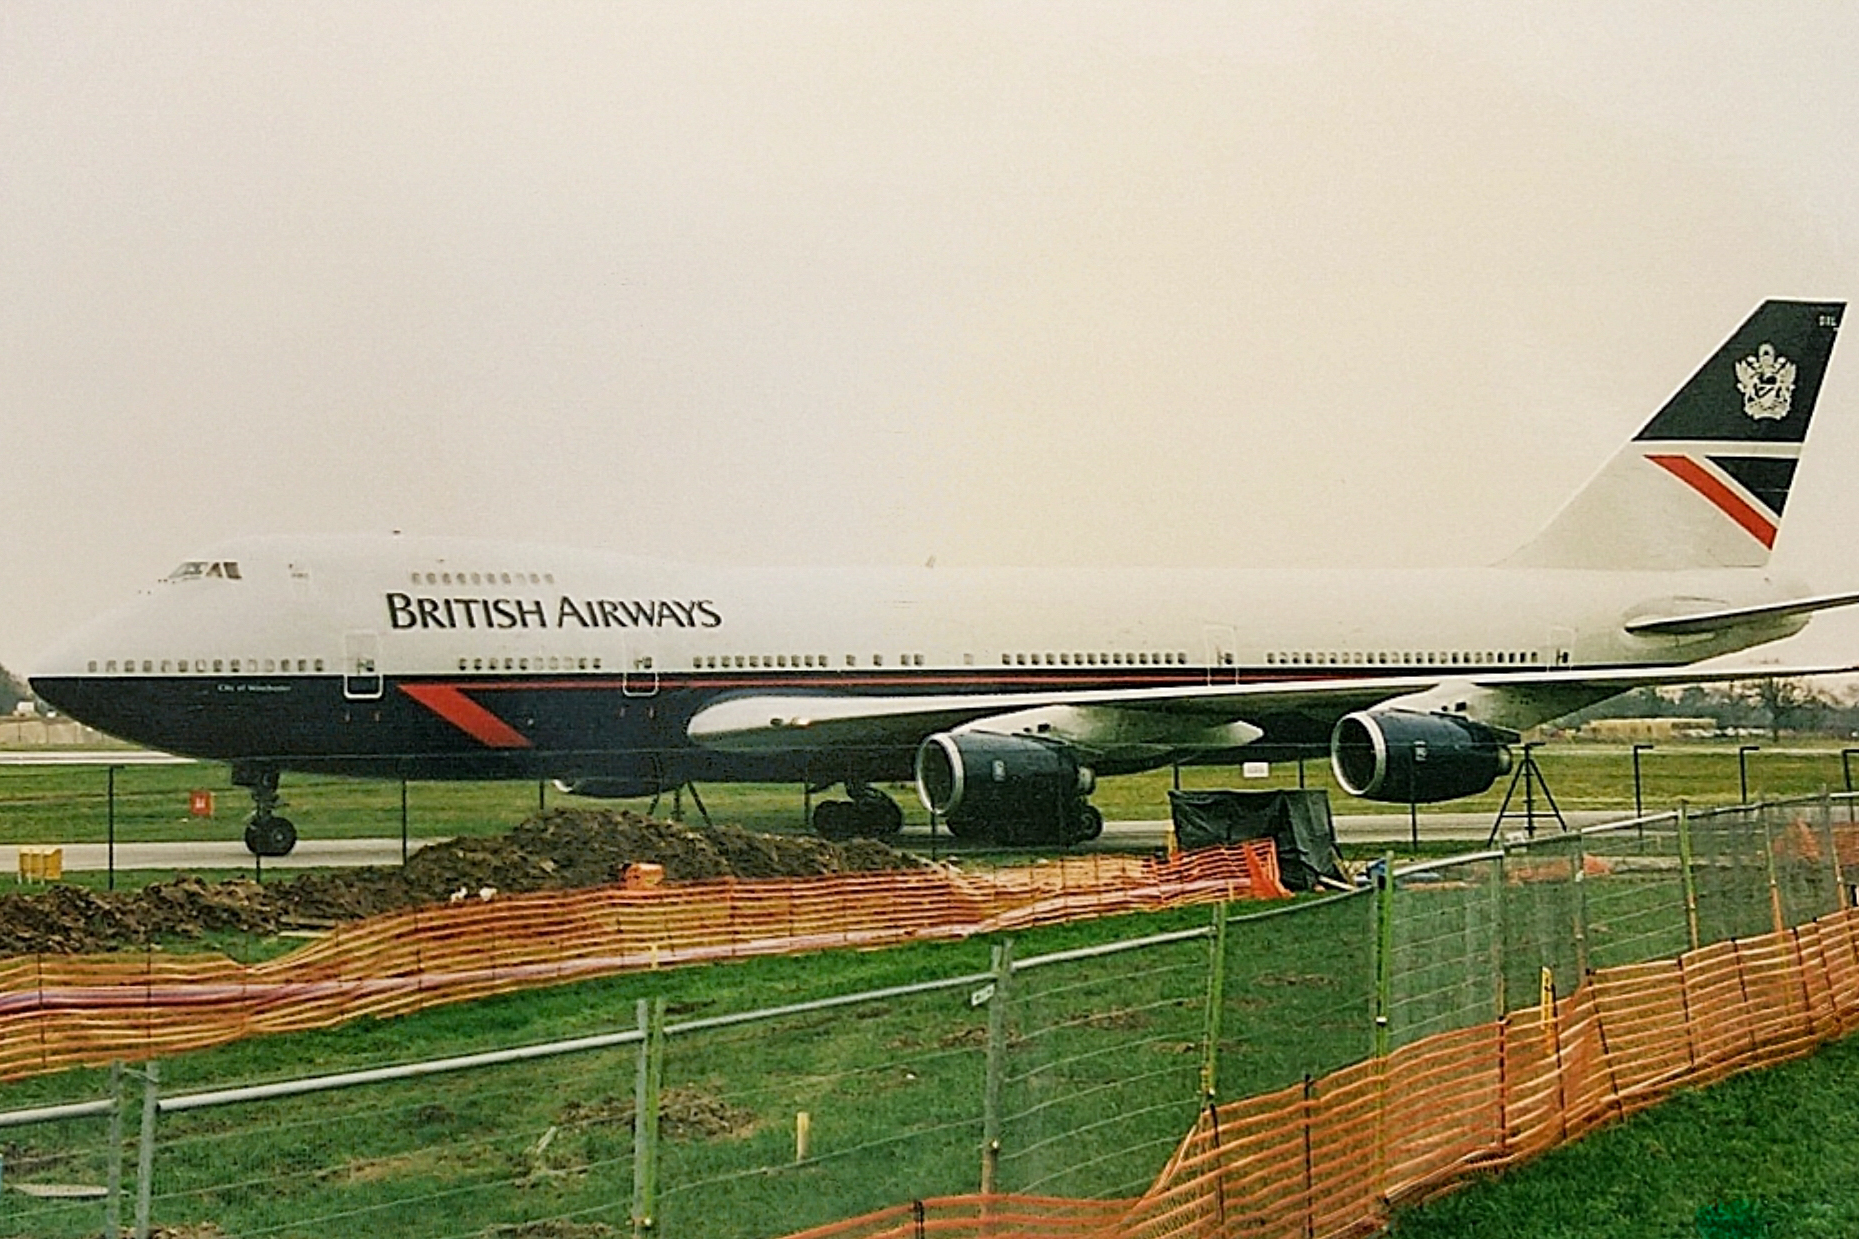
[811,783,904,841]
[232,764,298,857]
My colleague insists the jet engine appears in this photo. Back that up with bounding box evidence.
[915,731,1100,844]
[1330,709,1513,803]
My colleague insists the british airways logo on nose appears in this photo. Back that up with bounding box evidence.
[386,592,722,631]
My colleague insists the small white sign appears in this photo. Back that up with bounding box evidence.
[1242,761,1271,779]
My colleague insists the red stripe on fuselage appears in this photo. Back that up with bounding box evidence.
[399,684,533,748]
[1646,454,1778,549]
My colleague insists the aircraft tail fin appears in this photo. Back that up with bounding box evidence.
[1502,299,1843,570]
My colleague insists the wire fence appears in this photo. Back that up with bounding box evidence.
[0,842,1287,1080]
[0,797,1851,1238]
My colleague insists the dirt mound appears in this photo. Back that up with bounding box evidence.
[0,810,925,955]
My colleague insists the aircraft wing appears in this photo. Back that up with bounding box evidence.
[686,659,1859,755]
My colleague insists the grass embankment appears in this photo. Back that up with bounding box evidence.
[1389,1033,1859,1239]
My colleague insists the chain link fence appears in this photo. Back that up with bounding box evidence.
[0,795,1849,1238]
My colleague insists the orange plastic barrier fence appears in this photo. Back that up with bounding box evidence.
[778,904,1859,1239]
[0,841,1287,1080]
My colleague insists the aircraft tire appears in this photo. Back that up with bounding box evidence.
[854,795,903,839]
[813,800,859,841]
[1070,804,1105,844]
[257,816,298,857]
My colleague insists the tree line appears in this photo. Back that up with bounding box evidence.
[1563,678,1859,739]
[0,664,36,712]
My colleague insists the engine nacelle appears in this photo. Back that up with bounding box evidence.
[915,731,1096,843]
[1330,710,1513,804]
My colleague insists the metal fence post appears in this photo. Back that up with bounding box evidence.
[632,998,664,1238]
[981,939,1014,1195]
[1373,853,1394,1058]
[1490,849,1508,1018]
[1573,831,1589,979]
[1823,790,1849,910]
[106,765,118,892]
[134,1060,158,1239]
[105,1060,125,1239]
[1201,902,1230,1104]
[1676,801,1701,952]
[1761,807,1787,937]
[1371,852,1395,1223]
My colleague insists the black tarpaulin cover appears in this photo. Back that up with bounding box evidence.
[1167,789,1345,891]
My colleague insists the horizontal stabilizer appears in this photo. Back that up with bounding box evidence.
[1625,591,1859,637]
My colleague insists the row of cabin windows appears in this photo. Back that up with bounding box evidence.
[93,658,324,674]
[1264,650,1543,667]
[692,653,928,670]
[1004,651,1189,668]
[413,570,554,587]
[456,656,604,673]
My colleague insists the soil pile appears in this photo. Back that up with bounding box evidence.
[0,810,925,955]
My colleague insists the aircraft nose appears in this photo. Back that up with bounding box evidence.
[25,600,154,727]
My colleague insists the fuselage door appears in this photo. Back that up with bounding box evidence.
[343,630,384,700]
[623,647,659,698]
[1549,626,1576,668]
[1204,625,1240,686]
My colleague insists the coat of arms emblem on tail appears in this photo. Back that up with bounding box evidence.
[1735,342,1796,420]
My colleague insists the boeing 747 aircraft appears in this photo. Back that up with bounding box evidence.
[30,301,1859,854]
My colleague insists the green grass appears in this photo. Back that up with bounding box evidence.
[1,740,1850,850]
[0,747,1849,1236]
[1388,1033,1859,1239]
[0,900,1244,1238]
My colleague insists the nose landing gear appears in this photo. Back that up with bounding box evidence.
[231,764,298,857]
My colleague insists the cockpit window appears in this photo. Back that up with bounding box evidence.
[166,560,241,581]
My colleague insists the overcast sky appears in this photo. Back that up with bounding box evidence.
[5,2,1859,675]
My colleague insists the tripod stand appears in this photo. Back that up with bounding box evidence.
[1484,743,1566,845]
